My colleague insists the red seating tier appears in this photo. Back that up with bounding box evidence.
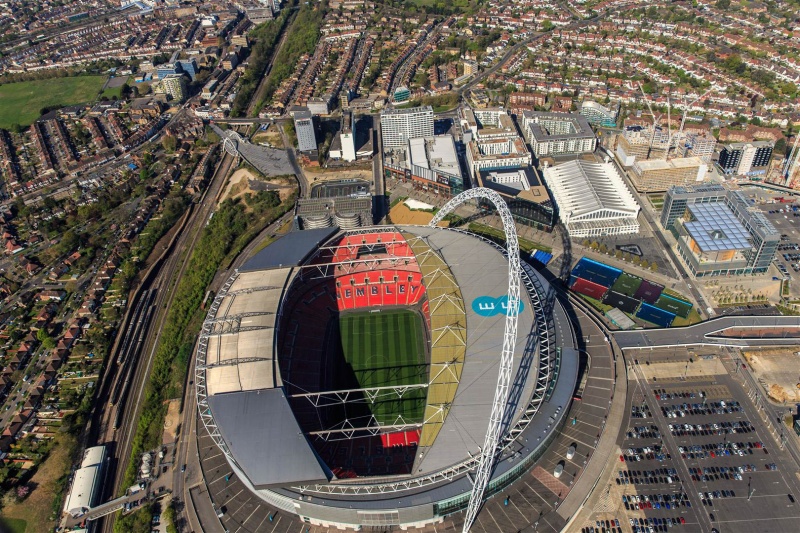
[332,231,411,264]
[335,270,425,310]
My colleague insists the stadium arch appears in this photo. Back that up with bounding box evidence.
[430,187,521,533]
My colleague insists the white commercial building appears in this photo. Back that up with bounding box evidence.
[407,135,461,178]
[380,106,434,149]
[63,446,106,518]
[340,111,356,162]
[294,109,317,152]
[542,159,640,238]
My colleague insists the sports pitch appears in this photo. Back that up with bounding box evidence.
[339,309,427,424]
[611,272,642,297]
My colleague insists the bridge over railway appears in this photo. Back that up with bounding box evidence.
[211,125,294,177]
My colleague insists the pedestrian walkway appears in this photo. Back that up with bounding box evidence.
[557,298,628,530]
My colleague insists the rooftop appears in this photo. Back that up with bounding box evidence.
[542,160,639,220]
[685,203,752,252]
[407,135,461,177]
[477,167,552,205]
[634,156,705,171]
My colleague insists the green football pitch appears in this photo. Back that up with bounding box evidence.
[339,309,427,425]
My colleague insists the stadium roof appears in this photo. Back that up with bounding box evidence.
[400,226,537,474]
[542,160,639,222]
[685,203,751,252]
[204,267,294,396]
[240,227,338,272]
[207,389,331,488]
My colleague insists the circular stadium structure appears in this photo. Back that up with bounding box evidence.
[196,195,579,530]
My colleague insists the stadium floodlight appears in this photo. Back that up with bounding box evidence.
[430,187,521,533]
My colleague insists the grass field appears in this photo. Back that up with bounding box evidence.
[0,434,77,533]
[611,272,643,297]
[0,76,107,128]
[339,310,426,424]
[0,518,27,533]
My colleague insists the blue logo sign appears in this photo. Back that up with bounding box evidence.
[471,295,524,317]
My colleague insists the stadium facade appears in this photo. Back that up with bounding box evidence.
[196,205,578,529]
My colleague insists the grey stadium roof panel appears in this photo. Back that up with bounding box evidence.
[207,389,331,488]
[240,227,339,272]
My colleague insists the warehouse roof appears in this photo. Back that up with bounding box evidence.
[542,160,639,221]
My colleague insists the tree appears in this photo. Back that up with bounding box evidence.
[542,20,554,32]
[37,328,55,350]
[716,0,730,9]
[161,134,178,153]
[650,262,658,272]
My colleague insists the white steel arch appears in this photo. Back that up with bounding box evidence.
[222,136,239,157]
[429,187,521,533]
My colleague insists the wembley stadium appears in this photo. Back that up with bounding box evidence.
[195,193,579,530]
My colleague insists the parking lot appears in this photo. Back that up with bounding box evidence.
[758,202,800,280]
[630,358,800,533]
[577,344,800,533]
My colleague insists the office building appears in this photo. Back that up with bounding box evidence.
[383,135,464,196]
[158,74,187,103]
[717,141,774,177]
[520,111,596,158]
[156,63,181,80]
[294,109,317,152]
[661,183,779,277]
[380,106,434,149]
[630,157,706,192]
[580,100,618,128]
[542,159,640,238]
[175,58,198,80]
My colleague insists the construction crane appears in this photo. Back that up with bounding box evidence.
[637,81,661,160]
[666,88,714,160]
[783,134,800,183]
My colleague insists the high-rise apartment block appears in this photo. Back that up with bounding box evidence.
[380,106,434,149]
[294,109,317,152]
[717,141,773,176]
